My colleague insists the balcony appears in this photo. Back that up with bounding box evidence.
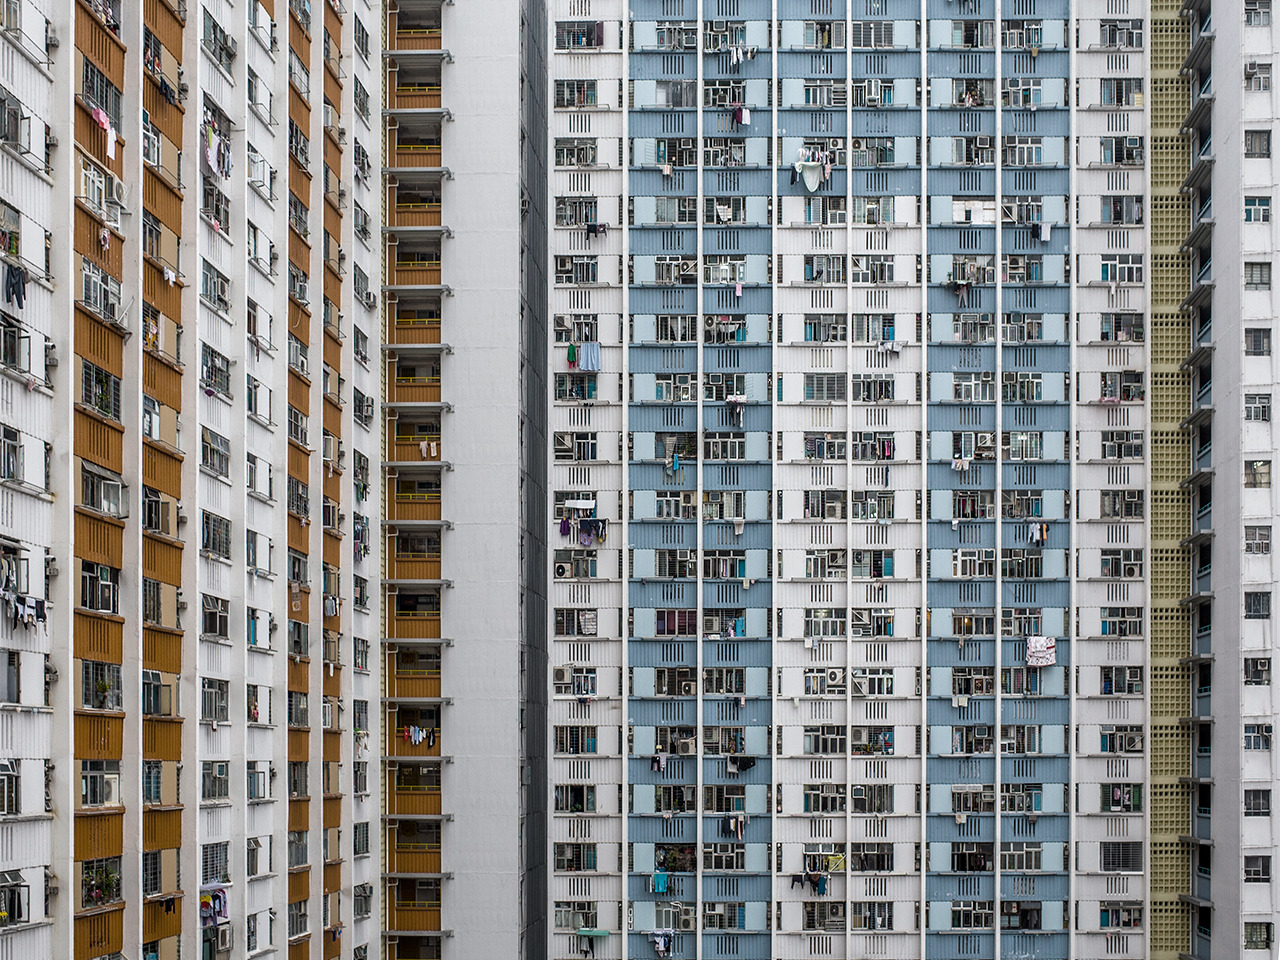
[386,726,442,757]
[387,844,443,874]
[388,258,442,287]
[391,28,442,51]
[387,494,443,522]
[388,553,443,581]
[389,435,443,462]
[387,377,443,406]
[389,141,443,169]
[387,786,443,816]
[387,669,442,699]
[387,901,441,932]
[387,308,443,345]
[389,200,443,227]
[386,611,442,639]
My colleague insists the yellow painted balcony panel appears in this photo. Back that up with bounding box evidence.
[143,895,183,941]
[390,203,442,228]
[390,261,442,286]
[389,844,442,874]
[388,786,442,816]
[142,717,183,761]
[388,377,442,403]
[393,28,442,50]
[386,726,441,758]
[388,315,443,345]
[389,554,442,581]
[392,85,442,109]
[386,611,442,639]
[75,712,124,760]
[388,670,442,699]
[389,436,442,462]
[388,901,441,932]
[391,144,442,168]
[387,495,442,522]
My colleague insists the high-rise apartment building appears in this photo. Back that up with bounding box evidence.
[542,0,1249,958]
[379,1,548,959]
[0,0,382,956]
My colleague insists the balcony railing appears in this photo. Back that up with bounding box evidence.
[391,202,443,227]
[392,28,443,50]
[388,494,442,522]
[388,376,442,402]
[388,901,442,931]
[386,611,442,638]
[387,726,442,757]
[389,314,443,343]
[390,260,442,285]
[388,785,442,816]
[390,436,442,461]
[391,144,442,168]
[388,669,442,699]
[392,85,442,109]
[388,843,443,874]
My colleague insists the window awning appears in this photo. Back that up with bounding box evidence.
[0,869,24,885]
[576,929,610,938]
[564,499,595,509]
[81,460,125,485]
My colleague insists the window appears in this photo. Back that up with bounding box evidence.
[81,466,125,517]
[288,406,309,445]
[288,263,309,303]
[353,821,369,856]
[288,691,309,727]
[1247,0,1273,23]
[142,760,162,804]
[81,856,123,908]
[289,761,308,798]
[81,660,122,709]
[201,678,229,722]
[142,850,161,897]
[1246,460,1272,487]
[1245,528,1272,557]
[81,360,122,420]
[1245,263,1273,290]
[554,79,597,107]
[82,59,122,125]
[201,760,229,801]
[1246,130,1273,157]
[1100,842,1142,873]
[1246,855,1272,882]
[1246,789,1272,816]
[201,259,230,310]
[1245,62,1273,91]
[1246,197,1272,223]
[288,899,309,938]
[81,561,120,614]
[141,669,170,714]
[1245,724,1273,750]
[288,829,308,867]
[1246,592,1272,619]
[288,48,310,100]
[202,841,229,884]
[203,8,236,69]
[1246,328,1273,356]
[200,427,230,477]
[81,760,120,806]
[951,901,994,929]
[1246,393,1272,421]
[1246,922,1275,949]
[201,511,232,558]
[246,836,267,877]
[247,761,269,801]
[81,257,122,321]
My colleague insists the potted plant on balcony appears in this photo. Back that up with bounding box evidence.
[95,679,112,708]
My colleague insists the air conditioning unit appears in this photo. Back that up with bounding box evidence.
[111,179,127,206]
[1247,61,1259,73]
[680,680,696,695]
[363,291,378,308]
[829,903,845,919]
[216,924,233,953]
[1003,901,1020,915]
[975,725,990,738]
[678,739,697,755]
[680,138,694,149]
[824,502,842,519]
[851,139,864,149]
[978,433,995,446]
[976,136,991,148]
[553,667,570,685]
[555,563,570,578]
[850,727,867,745]
[1121,733,1143,752]
[680,911,697,931]
[1123,564,1139,578]
[827,668,845,685]
[849,676,868,696]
